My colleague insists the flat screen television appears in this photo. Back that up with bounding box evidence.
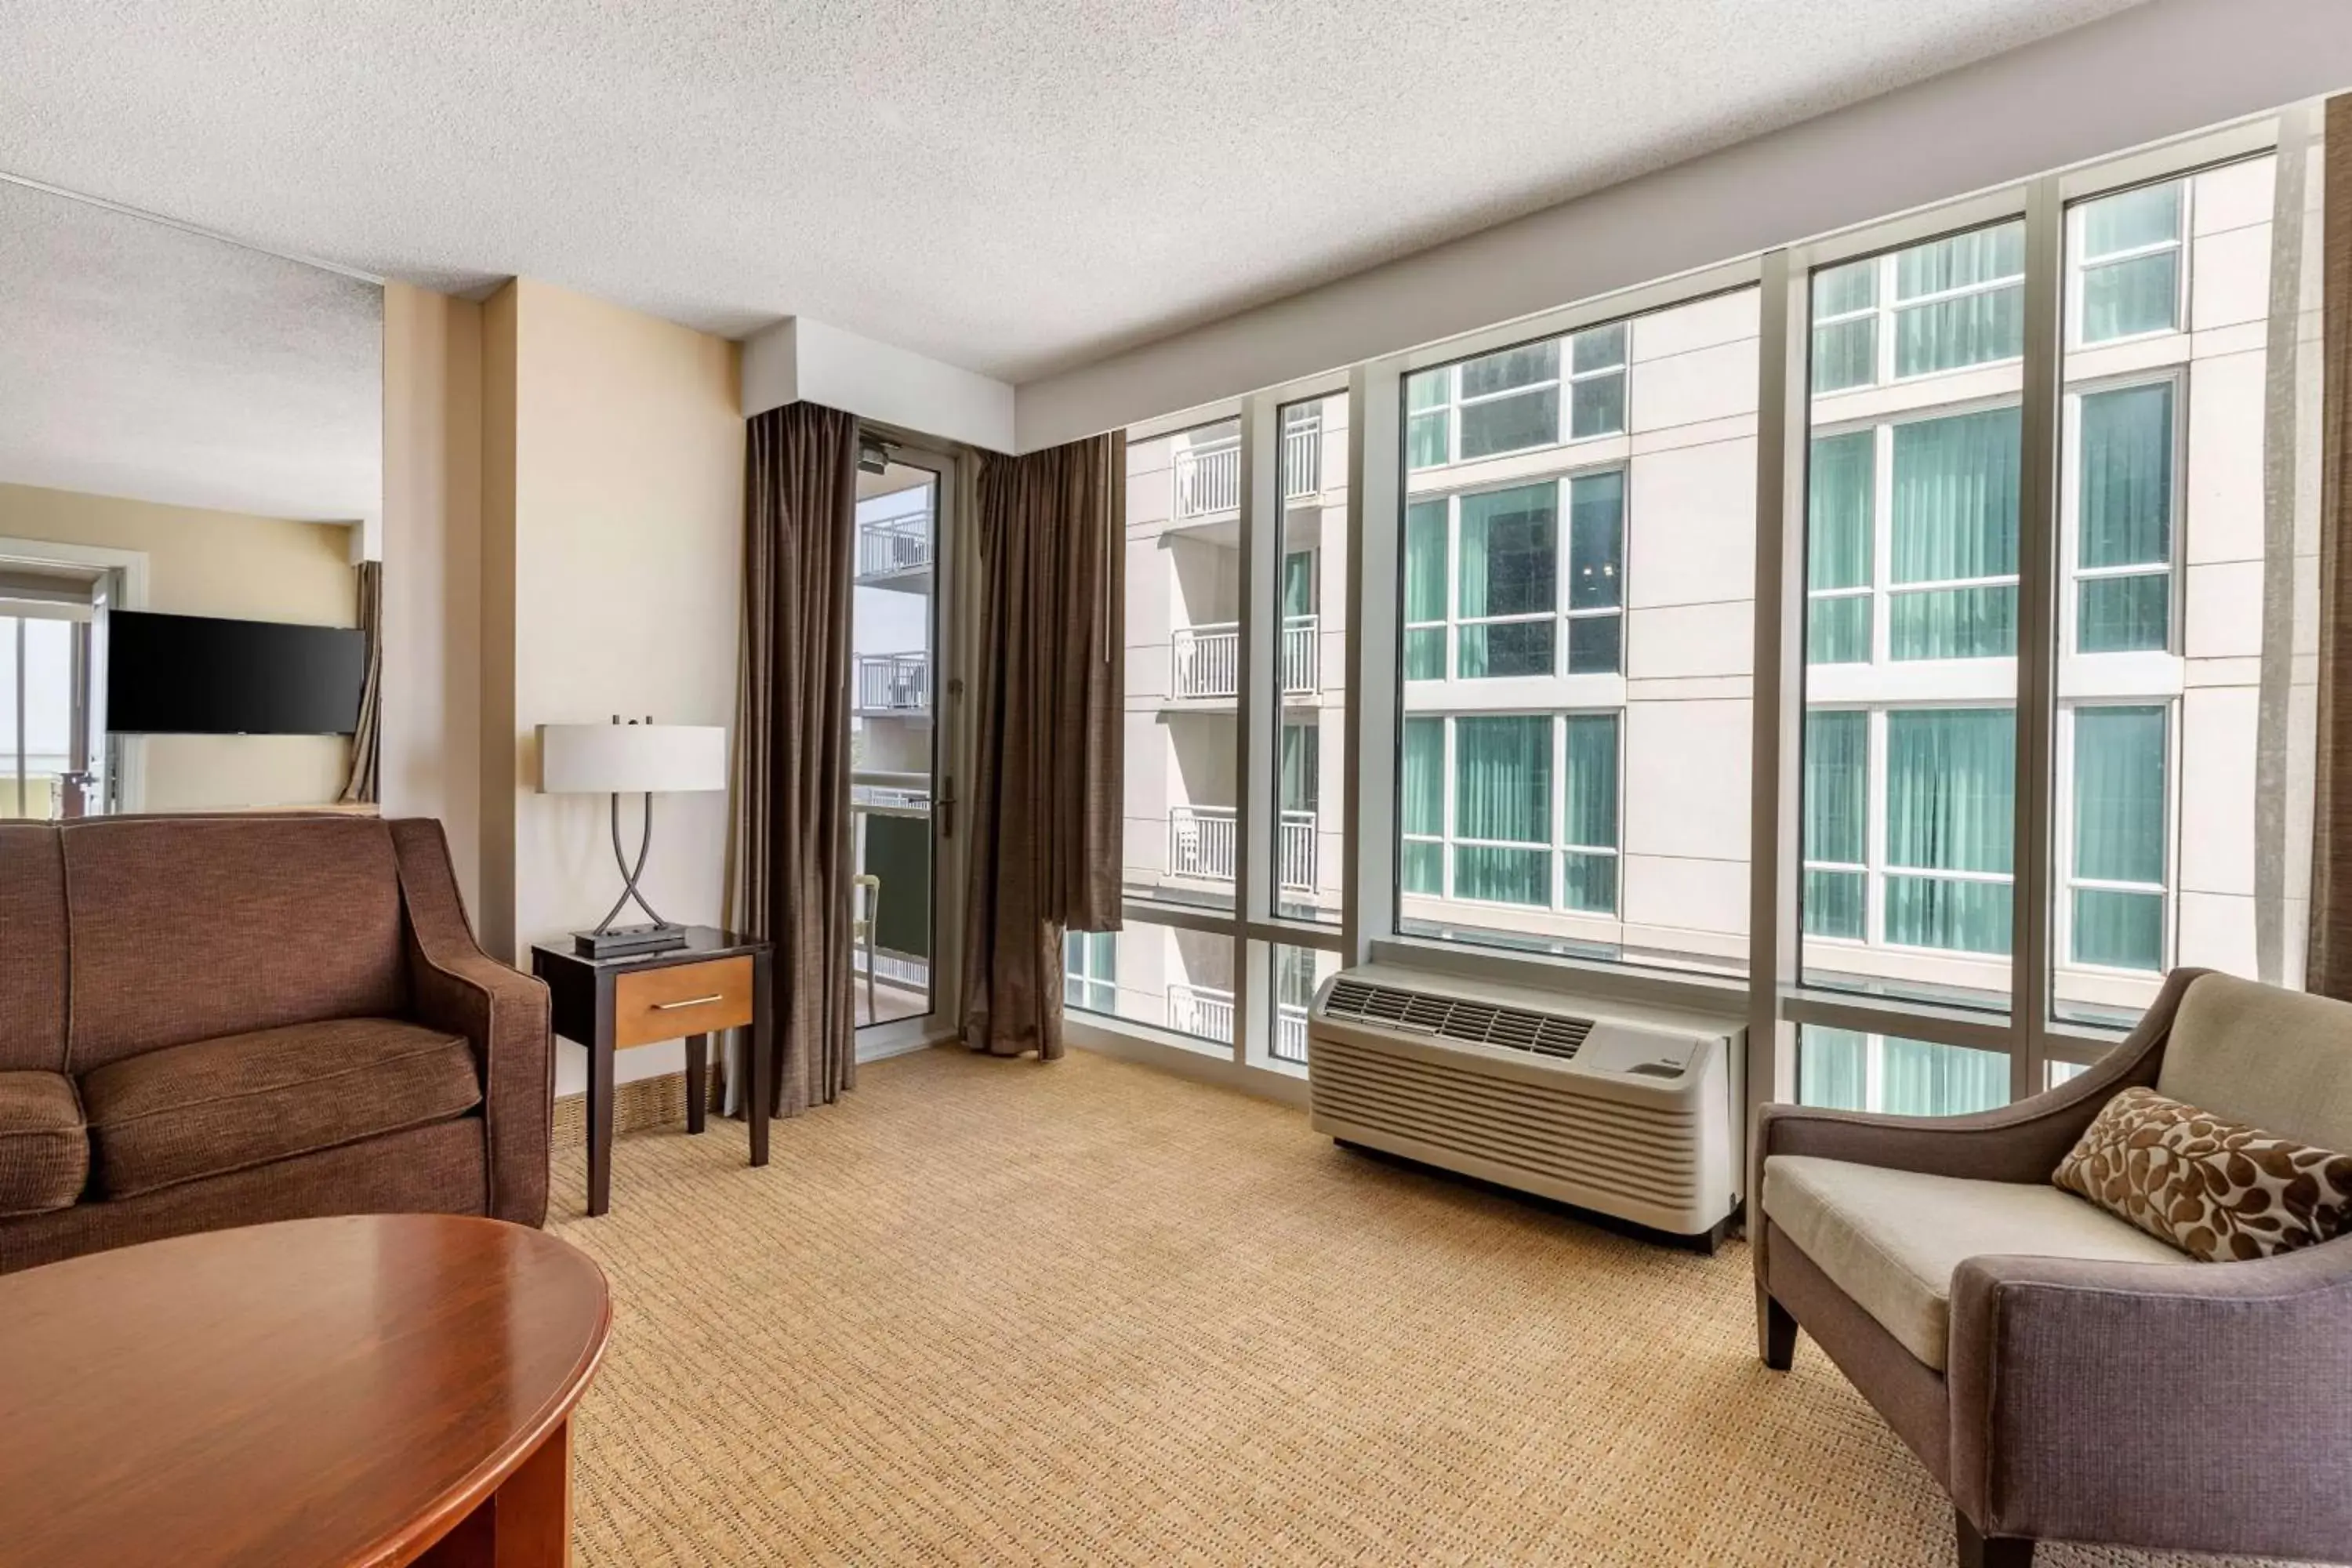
[106,610,367,735]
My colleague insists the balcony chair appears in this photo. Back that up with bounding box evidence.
[852,873,880,1022]
[1753,967,2352,1567]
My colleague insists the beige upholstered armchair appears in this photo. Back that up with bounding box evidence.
[1753,967,2352,1568]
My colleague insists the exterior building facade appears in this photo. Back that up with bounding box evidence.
[1068,147,2318,1119]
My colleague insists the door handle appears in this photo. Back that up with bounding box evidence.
[652,994,724,1011]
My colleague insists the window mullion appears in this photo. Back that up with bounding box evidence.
[2012,174,2067,1097]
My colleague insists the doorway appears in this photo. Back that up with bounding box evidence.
[848,437,959,1047]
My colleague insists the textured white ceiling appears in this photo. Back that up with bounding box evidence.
[0,180,382,524]
[0,0,2146,383]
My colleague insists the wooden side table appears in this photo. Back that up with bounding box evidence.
[532,926,772,1216]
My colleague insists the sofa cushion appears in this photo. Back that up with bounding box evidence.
[0,1071,87,1217]
[2159,973,2352,1157]
[2054,1086,2352,1262]
[79,1018,480,1200]
[0,826,67,1072]
[60,816,408,1073]
[1763,1153,2180,1371]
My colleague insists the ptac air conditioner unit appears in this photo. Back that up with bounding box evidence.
[1308,964,1744,1247]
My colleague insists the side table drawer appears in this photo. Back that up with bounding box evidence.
[612,956,755,1047]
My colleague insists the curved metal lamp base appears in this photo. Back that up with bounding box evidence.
[572,791,688,957]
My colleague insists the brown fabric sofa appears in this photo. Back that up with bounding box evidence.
[1753,967,2352,1567]
[0,814,550,1274]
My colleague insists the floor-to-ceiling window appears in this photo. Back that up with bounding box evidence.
[1059,104,2324,1121]
[1393,289,1759,976]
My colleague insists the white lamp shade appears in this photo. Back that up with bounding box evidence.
[539,723,728,794]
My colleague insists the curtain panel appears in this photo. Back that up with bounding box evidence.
[337,559,382,804]
[2315,96,2352,1000]
[736,401,859,1114]
[960,432,1125,1060]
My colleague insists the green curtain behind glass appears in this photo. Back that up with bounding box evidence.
[1403,501,1447,678]
[1402,719,1444,837]
[1566,471,1625,610]
[1453,715,1551,905]
[1887,709,2013,873]
[2080,383,2173,569]
[1890,408,2020,658]
[1457,485,1555,618]
[1881,1037,2009,1116]
[1892,408,2020,585]
[1281,723,1319,815]
[1562,715,1617,848]
[1803,711,1867,864]
[1886,708,2013,953]
[2074,706,2166,884]
[1798,1026,1867,1110]
[1283,551,1315,619]
[1808,433,1874,592]
[1401,719,1445,895]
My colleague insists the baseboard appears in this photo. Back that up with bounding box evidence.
[551,1069,720,1153]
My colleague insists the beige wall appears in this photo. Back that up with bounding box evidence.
[481,279,743,1095]
[0,481,356,810]
[379,281,485,912]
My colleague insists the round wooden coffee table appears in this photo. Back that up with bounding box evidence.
[0,1214,609,1566]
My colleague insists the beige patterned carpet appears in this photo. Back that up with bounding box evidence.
[549,1046,2296,1568]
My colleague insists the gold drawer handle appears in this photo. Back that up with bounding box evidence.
[652,994,725,1011]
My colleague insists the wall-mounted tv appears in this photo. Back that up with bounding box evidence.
[106,610,366,735]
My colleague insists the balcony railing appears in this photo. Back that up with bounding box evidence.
[1171,623,1240,700]
[1168,804,1237,882]
[1171,615,1319,701]
[1281,615,1319,695]
[1275,1004,1310,1063]
[1282,411,1322,501]
[1173,439,1240,521]
[1278,810,1316,894]
[855,652,930,713]
[1167,804,1316,892]
[1167,982,1236,1044]
[851,769,930,813]
[857,513,931,578]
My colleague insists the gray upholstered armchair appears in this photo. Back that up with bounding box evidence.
[1753,967,2352,1568]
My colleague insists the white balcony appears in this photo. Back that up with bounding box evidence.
[1277,810,1316,894]
[1281,615,1319,696]
[1275,1004,1310,1063]
[1168,804,1237,882]
[1172,439,1240,521]
[1167,982,1235,1044]
[855,652,930,715]
[1282,411,1322,502]
[1171,623,1240,700]
[1169,615,1319,702]
[856,512,932,586]
[1165,804,1316,893]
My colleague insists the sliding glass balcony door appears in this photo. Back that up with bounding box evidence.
[849,448,951,1038]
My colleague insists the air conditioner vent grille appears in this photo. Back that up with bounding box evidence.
[1321,981,1592,1062]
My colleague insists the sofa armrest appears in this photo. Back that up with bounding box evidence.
[389,818,552,1228]
[1944,1236,2352,1558]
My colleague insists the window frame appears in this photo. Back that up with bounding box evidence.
[1062,109,2309,1136]
[2067,176,2191,349]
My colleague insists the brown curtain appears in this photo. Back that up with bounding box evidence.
[960,433,1125,1059]
[2314,96,2352,998]
[337,559,381,804]
[736,402,859,1112]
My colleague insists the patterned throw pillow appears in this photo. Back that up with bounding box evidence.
[2052,1087,2352,1263]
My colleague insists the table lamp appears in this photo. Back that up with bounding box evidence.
[538,717,728,956]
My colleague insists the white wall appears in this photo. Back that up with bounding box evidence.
[379,281,485,909]
[486,278,746,1095]
[1012,0,2352,452]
